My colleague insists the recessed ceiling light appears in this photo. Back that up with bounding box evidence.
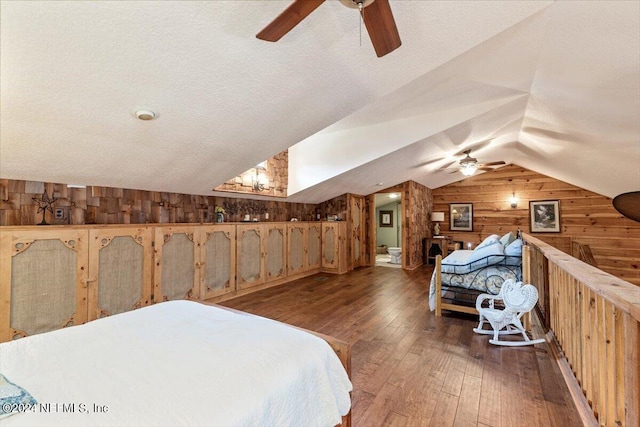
[376,182,384,186]
[389,193,398,199]
[135,110,156,121]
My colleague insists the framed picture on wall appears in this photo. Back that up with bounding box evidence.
[450,203,473,231]
[530,200,560,232]
[379,210,393,227]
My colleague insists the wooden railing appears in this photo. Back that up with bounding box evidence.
[523,233,640,427]
[571,240,598,267]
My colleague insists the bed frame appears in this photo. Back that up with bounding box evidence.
[434,248,533,331]
[434,254,479,317]
[203,302,352,427]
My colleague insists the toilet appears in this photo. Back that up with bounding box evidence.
[387,247,402,264]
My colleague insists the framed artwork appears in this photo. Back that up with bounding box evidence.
[379,210,393,227]
[450,203,473,231]
[530,200,560,233]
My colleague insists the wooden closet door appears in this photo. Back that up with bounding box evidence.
[349,195,366,269]
[0,228,88,342]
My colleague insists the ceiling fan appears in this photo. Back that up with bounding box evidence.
[441,150,506,176]
[256,0,401,58]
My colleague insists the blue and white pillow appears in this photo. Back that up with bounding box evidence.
[505,238,523,256]
[499,231,515,247]
[475,234,501,250]
[0,374,36,419]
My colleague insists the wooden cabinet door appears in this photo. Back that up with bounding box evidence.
[0,228,89,342]
[287,223,307,276]
[307,222,322,271]
[237,224,265,289]
[154,225,200,301]
[265,224,287,281]
[88,226,153,321]
[200,225,236,300]
[322,222,347,273]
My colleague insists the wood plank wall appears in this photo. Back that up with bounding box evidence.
[0,179,317,226]
[406,181,432,269]
[432,165,640,286]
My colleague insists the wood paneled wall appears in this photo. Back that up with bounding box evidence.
[405,181,432,269]
[0,179,316,226]
[432,165,640,286]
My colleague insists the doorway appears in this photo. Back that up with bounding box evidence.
[372,191,404,269]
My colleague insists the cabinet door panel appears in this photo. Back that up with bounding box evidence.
[237,225,264,289]
[88,227,153,321]
[287,224,306,276]
[154,226,200,301]
[307,223,321,270]
[266,224,286,281]
[201,225,236,299]
[0,229,88,342]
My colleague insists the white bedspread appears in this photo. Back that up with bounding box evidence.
[0,300,352,427]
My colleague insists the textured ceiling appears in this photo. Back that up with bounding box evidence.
[1,1,638,203]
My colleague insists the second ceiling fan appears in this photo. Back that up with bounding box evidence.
[456,150,506,176]
[256,0,402,58]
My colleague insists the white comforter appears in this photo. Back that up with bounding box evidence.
[0,300,352,427]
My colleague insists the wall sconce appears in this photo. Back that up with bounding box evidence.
[510,193,518,208]
[252,165,268,192]
[431,212,445,235]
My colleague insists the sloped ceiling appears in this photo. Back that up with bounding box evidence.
[1,1,638,203]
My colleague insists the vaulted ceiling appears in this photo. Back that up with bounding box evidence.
[1,1,638,203]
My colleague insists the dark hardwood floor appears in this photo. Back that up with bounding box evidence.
[219,265,582,427]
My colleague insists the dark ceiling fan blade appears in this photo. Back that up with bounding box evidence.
[481,161,506,167]
[613,191,640,222]
[436,160,457,171]
[256,0,325,42]
[477,164,505,171]
[362,0,401,57]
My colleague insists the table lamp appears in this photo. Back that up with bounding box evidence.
[431,212,445,236]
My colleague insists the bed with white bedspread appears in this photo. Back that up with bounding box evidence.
[0,300,352,427]
[429,233,523,314]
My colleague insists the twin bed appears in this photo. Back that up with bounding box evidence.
[429,232,524,315]
[0,300,352,426]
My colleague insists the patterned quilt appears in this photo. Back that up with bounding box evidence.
[429,261,522,311]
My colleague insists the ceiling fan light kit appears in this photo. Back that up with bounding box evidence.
[256,0,401,58]
[460,163,478,176]
[437,149,506,176]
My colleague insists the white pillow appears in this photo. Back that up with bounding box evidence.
[505,238,523,256]
[468,241,505,265]
[499,231,515,247]
[476,234,500,250]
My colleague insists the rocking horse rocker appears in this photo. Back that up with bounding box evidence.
[473,278,545,346]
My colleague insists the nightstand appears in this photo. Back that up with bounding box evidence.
[424,237,449,266]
